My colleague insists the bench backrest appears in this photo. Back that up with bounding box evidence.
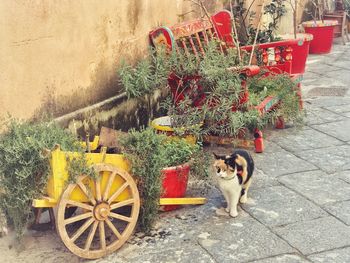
[149,10,299,75]
[149,10,234,56]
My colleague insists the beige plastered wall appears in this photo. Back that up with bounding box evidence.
[0,0,221,127]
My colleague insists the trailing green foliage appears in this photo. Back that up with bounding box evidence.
[118,48,171,98]
[66,154,97,184]
[247,72,304,125]
[119,36,303,139]
[119,128,206,232]
[0,119,92,238]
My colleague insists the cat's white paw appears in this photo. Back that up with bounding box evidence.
[240,195,247,203]
[230,211,238,218]
[225,207,230,213]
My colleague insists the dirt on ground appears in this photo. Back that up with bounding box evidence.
[0,228,83,263]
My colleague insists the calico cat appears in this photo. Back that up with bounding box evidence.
[213,149,254,217]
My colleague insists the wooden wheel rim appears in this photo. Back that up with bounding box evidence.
[56,163,140,259]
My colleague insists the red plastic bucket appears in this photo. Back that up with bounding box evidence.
[161,163,190,211]
[302,20,338,54]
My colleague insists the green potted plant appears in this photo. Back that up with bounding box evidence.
[119,128,207,232]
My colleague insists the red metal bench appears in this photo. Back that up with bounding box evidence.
[149,10,302,152]
[150,10,301,75]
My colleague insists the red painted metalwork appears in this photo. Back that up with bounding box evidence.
[275,116,285,129]
[150,10,300,74]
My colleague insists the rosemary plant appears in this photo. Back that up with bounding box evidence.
[119,128,206,232]
[0,118,94,238]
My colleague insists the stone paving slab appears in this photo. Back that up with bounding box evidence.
[326,104,350,114]
[328,58,350,69]
[274,217,350,255]
[301,72,323,85]
[296,145,350,173]
[303,97,350,108]
[243,186,327,227]
[306,63,340,75]
[323,69,350,84]
[304,106,345,125]
[250,253,310,263]
[308,247,350,263]
[278,170,350,205]
[307,54,340,65]
[251,142,317,177]
[103,244,216,263]
[96,193,224,263]
[336,170,350,184]
[311,119,350,142]
[323,200,350,226]
[196,212,295,263]
[269,127,344,153]
[250,169,281,190]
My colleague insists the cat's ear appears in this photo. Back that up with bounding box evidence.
[213,152,224,159]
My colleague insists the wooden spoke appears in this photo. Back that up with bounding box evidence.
[110,199,134,210]
[99,221,106,250]
[71,217,94,242]
[95,177,102,202]
[77,182,96,205]
[109,212,132,223]
[67,200,94,211]
[105,218,122,240]
[103,171,117,201]
[64,212,93,225]
[107,182,128,204]
[57,164,140,259]
[84,221,98,251]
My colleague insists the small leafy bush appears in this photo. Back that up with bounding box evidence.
[0,119,89,238]
[119,128,205,232]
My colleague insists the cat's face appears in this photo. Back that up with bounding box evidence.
[213,153,237,179]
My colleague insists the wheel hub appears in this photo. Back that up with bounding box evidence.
[93,202,111,221]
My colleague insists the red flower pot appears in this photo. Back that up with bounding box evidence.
[280,33,313,74]
[161,163,190,211]
[302,20,338,54]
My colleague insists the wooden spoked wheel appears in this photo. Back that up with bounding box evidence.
[56,163,140,259]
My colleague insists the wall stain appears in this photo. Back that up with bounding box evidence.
[127,0,140,34]
[32,0,220,134]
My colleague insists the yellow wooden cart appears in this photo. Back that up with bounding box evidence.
[32,137,205,259]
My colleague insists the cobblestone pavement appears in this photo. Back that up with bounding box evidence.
[1,42,349,263]
[96,42,350,263]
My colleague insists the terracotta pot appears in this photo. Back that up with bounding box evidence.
[160,163,190,211]
[302,20,338,54]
